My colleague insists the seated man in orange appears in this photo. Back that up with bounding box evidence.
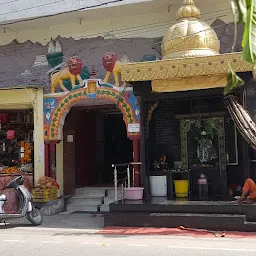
[237,178,256,204]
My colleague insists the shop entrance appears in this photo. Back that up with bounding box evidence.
[72,105,132,188]
[0,109,34,203]
[0,110,34,172]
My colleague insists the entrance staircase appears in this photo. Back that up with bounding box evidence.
[66,187,122,213]
[105,200,256,231]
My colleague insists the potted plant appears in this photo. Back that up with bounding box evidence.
[153,153,168,172]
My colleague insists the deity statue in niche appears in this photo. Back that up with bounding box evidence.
[196,130,217,164]
[186,118,220,168]
[87,81,97,94]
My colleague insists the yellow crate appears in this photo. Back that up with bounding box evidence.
[32,188,58,202]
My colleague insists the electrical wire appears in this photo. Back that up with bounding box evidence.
[0,1,234,88]
[74,12,232,40]
[0,7,231,38]
[0,0,65,16]
[0,10,232,55]
[0,2,236,126]
[0,0,125,26]
[0,10,236,82]
[0,29,234,84]
[0,24,235,83]
[1,0,27,5]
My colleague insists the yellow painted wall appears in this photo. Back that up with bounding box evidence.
[0,88,45,185]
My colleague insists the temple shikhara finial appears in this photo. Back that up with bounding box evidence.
[161,0,220,59]
[176,0,200,20]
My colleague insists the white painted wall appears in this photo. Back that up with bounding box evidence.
[0,0,233,46]
[0,0,150,24]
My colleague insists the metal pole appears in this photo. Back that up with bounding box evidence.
[121,183,124,200]
[114,165,118,202]
[133,165,135,187]
[132,139,140,186]
[140,97,150,199]
[127,165,131,188]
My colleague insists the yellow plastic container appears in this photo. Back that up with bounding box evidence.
[174,180,189,198]
[32,188,58,202]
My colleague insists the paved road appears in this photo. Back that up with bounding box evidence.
[1,221,256,256]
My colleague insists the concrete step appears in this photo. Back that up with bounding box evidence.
[109,200,256,215]
[66,187,125,213]
[70,196,103,205]
[100,204,109,212]
[104,195,123,205]
[75,187,106,197]
[104,212,247,231]
[244,221,256,232]
[107,188,122,196]
[67,204,99,213]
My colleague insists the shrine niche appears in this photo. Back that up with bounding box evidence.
[179,115,226,172]
[178,114,227,195]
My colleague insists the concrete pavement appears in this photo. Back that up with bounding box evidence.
[0,212,104,233]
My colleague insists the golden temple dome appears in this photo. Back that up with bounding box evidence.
[161,0,220,59]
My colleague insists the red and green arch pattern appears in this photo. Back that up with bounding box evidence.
[48,87,138,140]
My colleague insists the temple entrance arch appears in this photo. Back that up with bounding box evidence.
[44,81,140,142]
[43,79,141,193]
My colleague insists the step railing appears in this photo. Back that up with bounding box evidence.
[112,162,142,202]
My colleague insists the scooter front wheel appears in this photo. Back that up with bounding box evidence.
[26,207,43,226]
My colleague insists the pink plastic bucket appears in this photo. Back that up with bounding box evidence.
[124,187,144,200]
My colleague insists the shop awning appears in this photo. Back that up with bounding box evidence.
[225,95,256,150]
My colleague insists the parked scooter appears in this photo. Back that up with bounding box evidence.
[0,176,43,226]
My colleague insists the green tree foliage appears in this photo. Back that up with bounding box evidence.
[225,0,256,95]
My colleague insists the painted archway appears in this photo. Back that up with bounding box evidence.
[43,79,140,142]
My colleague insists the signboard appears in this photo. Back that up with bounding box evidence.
[67,135,74,143]
[128,123,140,133]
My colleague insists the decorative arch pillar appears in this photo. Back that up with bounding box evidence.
[44,141,58,179]
[132,138,140,186]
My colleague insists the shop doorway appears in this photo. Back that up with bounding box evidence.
[74,106,132,188]
[0,109,34,176]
